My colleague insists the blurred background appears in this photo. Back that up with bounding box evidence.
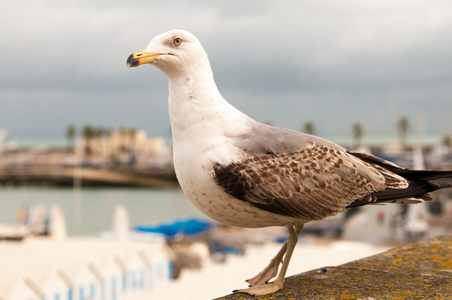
[1,0,452,299]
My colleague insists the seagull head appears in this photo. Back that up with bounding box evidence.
[127,30,211,78]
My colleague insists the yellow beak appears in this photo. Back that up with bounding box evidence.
[126,49,160,67]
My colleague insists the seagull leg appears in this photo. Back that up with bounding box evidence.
[245,243,287,286]
[234,224,304,296]
[246,224,304,285]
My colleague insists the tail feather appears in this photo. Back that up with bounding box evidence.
[428,177,452,189]
[392,169,452,181]
[348,150,452,207]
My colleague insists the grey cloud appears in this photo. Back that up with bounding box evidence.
[1,0,452,139]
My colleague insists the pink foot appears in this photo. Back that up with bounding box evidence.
[234,280,283,296]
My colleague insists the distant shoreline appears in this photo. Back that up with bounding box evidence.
[0,147,178,188]
[2,133,445,149]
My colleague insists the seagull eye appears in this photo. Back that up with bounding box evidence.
[173,37,182,46]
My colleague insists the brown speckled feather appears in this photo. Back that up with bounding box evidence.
[213,145,407,222]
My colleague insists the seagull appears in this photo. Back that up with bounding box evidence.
[127,29,452,296]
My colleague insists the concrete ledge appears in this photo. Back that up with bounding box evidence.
[216,234,452,299]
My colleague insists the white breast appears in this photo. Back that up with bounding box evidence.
[171,120,299,227]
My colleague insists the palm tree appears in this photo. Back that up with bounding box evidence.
[66,124,76,151]
[82,125,95,156]
[303,121,315,135]
[351,122,364,149]
[397,116,410,150]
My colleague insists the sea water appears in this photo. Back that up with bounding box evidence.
[0,186,207,236]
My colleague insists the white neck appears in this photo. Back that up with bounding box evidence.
[167,69,252,146]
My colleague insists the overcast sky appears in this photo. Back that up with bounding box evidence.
[1,0,452,143]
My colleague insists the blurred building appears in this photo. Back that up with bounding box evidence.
[75,129,172,167]
[77,129,169,156]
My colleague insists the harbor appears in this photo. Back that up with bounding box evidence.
[1,131,452,299]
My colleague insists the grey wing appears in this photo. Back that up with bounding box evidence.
[213,145,396,222]
[230,122,346,156]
